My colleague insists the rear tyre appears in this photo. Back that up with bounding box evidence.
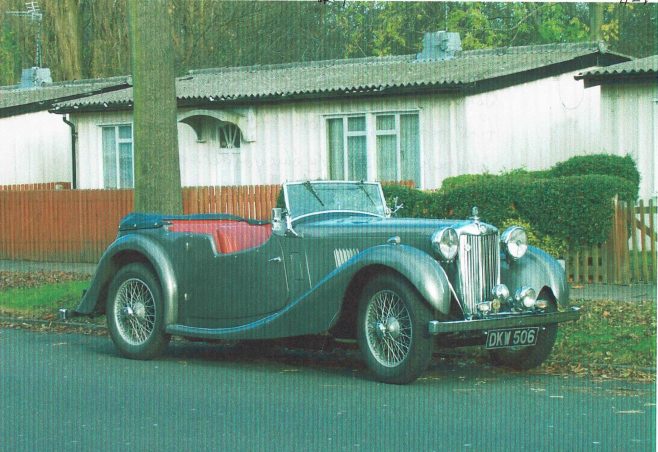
[489,297,558,370]
[106,263,170,360]
[357,274,434,384]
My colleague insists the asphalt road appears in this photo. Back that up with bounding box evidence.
[1,328,655,452]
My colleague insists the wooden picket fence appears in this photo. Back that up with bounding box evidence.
[0,185,280,263]
[565,198,657,284]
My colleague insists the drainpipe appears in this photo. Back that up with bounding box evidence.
[62,115,78,189]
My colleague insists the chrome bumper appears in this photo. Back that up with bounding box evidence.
[428,307,581,335]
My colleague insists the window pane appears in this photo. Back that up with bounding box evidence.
[119,142,133,188]
[102,127,117,188]
[219,123,241,149]
[376,115,395,131]
[377,135,397,181]
[327,118,344,180]
[347,136,367,181]
[400,114,420,187]
[118,125,132,140]
[347,116,365,132]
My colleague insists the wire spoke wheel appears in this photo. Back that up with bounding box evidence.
[107,263,170,360]
[365,290,412,367]
[357,274,434,384]
[114,278,156,346]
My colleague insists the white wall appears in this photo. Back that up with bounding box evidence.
[74,110,134,189]
[0,111,71,185]
[461,72,601,178]
[599,82,657,201]
[72,70,608,192]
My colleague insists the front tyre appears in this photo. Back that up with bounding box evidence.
[489,297,558,370]
[357,274,434,384]
[106,263,170,360]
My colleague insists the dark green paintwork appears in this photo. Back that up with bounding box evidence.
[75,193,571,341]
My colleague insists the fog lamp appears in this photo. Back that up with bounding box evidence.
[477,302,491,314]
[515,287,537,309]
[535,299,548,310]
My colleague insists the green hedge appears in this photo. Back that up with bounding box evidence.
[383,170,636,246]
[440,154,640,201]
[382,184,430,218]
[383,154,640,246]
[547,154,640,190]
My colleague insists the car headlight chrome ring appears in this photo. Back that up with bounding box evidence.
[501,226,528,260]
[431,228,459,261]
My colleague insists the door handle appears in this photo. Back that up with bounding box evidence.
[269,256,282,263]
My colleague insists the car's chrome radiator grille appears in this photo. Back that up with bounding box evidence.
[457,233,500,316]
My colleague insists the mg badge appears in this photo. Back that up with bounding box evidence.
[479,224,487,234]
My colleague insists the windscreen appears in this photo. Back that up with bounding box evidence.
[285,182,386,219]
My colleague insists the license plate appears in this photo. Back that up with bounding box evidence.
[485,327,539,349]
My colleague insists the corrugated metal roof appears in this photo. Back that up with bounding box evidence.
[576,54,658,79]
[54,42,622,111]
[0,76,130,115]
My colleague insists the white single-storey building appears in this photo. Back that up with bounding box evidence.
[577,55,658,200]
[52,36,629,192]
[0,71,129,188]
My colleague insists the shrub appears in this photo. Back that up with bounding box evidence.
[548,154,639,200]
[382,184,430,218]
[440,173,498,191]
[384,155,637,247]
[437,174,634,245]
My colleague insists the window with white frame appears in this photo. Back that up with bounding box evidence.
[376,113,420,185]
[327,112,420,186]
[102,124,133,188]
[327,116,367,181]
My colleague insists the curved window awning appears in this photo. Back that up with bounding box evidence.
[178,109,254,142]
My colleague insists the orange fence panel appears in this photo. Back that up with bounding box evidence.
[0,185,282,263]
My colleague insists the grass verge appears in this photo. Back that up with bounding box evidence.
[0,280,88,317]
[545,299,656,381]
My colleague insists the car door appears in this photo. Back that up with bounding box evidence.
[177,235,289,328]
[280,235,312,301]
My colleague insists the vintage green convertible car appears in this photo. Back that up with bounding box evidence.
[62,180,579,384]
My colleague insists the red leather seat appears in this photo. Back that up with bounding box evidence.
[169,220,272,254]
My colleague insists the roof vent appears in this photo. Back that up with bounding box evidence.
[417,31,462,61]
[20,67,53,88]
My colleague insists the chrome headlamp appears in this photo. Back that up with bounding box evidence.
[431,228,459,261]
[501,226,528,260]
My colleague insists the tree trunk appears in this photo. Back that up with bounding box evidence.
[589,3,604,42]
[128,0,183,214]
[46,0,83,79]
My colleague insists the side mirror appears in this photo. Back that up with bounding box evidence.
[272,208,286,236]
